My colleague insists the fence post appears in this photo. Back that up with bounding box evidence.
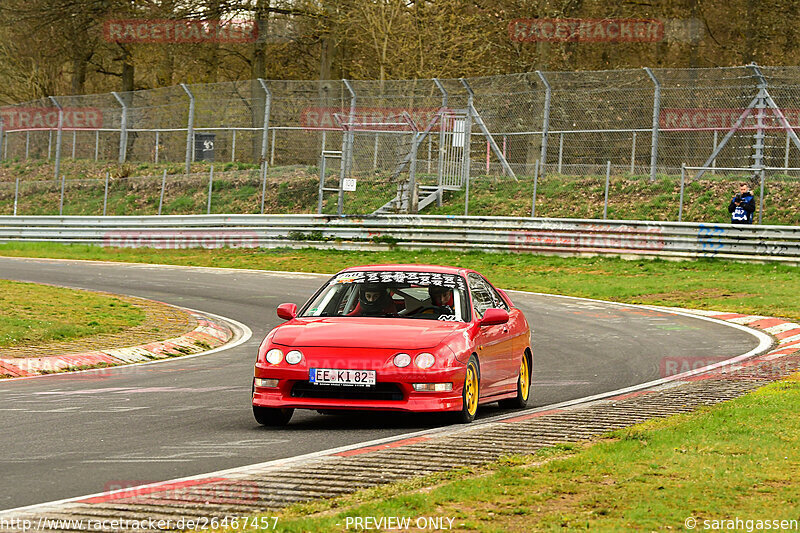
[59,174,66,216]
[785,132,790,170]
[603,160,611,219]
[154,131,160,163]
[181,83,195,175]
[317,153,326,214]
[261,164,268,214]
[557,132,563,174]
[48,130,52,160]
[103,172,109,216]
[503,135,507,177]
[257,79,272,215]
[433,78,448,207]
[71,131,76,159]
[111,91,128,164]
[340,79,356,216]
[409,133,419,213]
[0,117,4,161]
[758,169,765,224]
[630,132,637,174]
[94,130,99,161]
[536,71,551,176]
[231,129,236,162]
[49,96,64,180]
[644,67,660,182]
[13,178,19,216]
[711,130,720,172]
[158,169,167,215]
[531,160,539,218]
[258,79,271,180]
[317,130,326,212]
[25,131,30,160]
[679,164,686,222]
[270,129,276,166]
[207,165,214,214]
[462,84,473,217]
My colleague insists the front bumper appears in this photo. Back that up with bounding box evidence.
[252,365,465,413]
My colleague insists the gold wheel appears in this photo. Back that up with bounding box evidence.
[465,364,479,416]
[519,356,530,401]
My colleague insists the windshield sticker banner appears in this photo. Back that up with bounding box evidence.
[333,271,466,291]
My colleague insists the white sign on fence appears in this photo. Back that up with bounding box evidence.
[452,119,466,148]
[342,178,357,192]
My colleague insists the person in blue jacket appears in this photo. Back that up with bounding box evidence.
[728,183,755,224]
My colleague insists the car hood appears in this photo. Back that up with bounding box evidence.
[272,317,466,350]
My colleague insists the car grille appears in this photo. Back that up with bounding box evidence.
[290,381,404,401]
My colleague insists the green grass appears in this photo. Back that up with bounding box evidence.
[1,243,798,319]
[423,172,800,225]
[1,244,798,529]
[259,375,800,532]
[0,279,145,347]
[2,160,800,223]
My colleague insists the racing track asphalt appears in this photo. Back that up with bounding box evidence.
[0,256,761,511]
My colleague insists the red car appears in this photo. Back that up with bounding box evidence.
[252,264,532,426]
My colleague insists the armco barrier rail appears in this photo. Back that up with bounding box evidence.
[0,215,798,263]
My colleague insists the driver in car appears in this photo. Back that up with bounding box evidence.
[349,284,397,316]
[429,285,455,316]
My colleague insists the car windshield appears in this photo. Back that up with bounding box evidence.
[301,271,470,322]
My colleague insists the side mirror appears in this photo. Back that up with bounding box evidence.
[277,303,298,321]
[480,308,509,327]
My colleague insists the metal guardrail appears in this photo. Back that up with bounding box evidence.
[0,215,798,263]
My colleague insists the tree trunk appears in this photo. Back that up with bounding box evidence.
[70,54,89,95]
[156,49,174,88]
[251,0,270,162]
[204,0,222,82]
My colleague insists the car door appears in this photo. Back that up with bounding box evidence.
[481,277,524,392]
[468,273,512,397]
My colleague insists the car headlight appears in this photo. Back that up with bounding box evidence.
[285,350,303,365]
[393,353,411,368]
[265,348,283,364]
[415,352,435,369]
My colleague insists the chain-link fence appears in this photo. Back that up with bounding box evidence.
[2,64,800,225]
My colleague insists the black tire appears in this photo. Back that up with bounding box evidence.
[453,355,480,424]
[499,351,531,409]
[253,406,294,426]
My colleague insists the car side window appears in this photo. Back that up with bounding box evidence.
[468,274,494,318]
[482,277,509,311]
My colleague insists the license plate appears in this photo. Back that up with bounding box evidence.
[310,368,376,387]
